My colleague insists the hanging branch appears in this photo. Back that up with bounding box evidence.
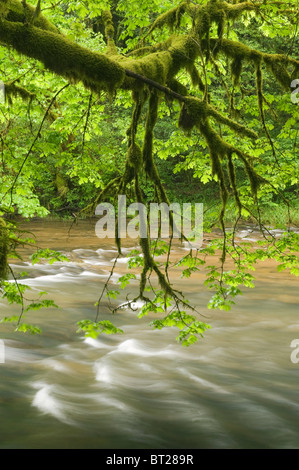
[81,92,93,158]
[95,253,120,321]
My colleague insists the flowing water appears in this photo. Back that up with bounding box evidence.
[0,219,299,449]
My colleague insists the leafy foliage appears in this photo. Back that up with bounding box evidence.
[77,319,124,338]
[30,248,69,265]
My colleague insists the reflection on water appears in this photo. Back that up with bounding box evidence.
[0,219,299,449]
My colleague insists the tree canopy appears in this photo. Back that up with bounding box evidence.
[0,0,298,343]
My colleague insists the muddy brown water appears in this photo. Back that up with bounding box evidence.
[0,218,298,449]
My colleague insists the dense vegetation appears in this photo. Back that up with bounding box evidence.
[0,0,298,343]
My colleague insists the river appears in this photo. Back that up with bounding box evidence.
[0,218,299,449]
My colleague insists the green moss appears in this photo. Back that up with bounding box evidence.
[169,35,200,77]
[146,2,188,36]
[167,78,188,96]
[135,176,172,298]
[194,1,243,43]
[195,9,211,38]
[178,96,207,133]
[231,55,243,87]
[178,102,196,133]
[178,95,257,140]
[128,142,142,170]
[142,91,159,175]
[210,150,223,179]
[207,105,257,139]
[217,9,225,40]
[291,65,299,82]
[4,80,35,104]
[122,50,172,87]
[118,91,145,194]
[238,153,264,197]
[255,59,264,118]
[0,19,125,94]
[127,38,173,59]
[264,57,291,90]
[56,171,68,197]
[101,10,118,56]
[125,34,200,88]
[5,0,58,33]
[186,63,205,91]
[210,38,263,63]
[199,112,229,157]
[227,153,242,213]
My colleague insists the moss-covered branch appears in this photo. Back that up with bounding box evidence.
[0,18,125,93]
[1,0,58,32]
[4,80,36,103]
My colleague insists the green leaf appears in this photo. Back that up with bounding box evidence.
[31,249,69,265]
[76,320,124,338]
[15,323,42,335]
[117,273,137,289]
